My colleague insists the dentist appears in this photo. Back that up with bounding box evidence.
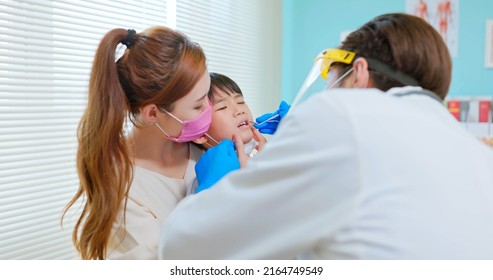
[159,13,493,259]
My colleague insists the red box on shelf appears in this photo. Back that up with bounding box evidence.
[447,100,460,121]
[479,100,491,123]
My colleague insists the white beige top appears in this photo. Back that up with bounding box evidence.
[107,144,202,259]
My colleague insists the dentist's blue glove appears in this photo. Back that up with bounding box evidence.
[195,139,240,193]
[254,100,291,135]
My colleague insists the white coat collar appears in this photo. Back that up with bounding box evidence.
[386,86,423,96]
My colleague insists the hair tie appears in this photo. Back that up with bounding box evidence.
[121,29,137,48]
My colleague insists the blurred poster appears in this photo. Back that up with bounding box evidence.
[406,0,459,57]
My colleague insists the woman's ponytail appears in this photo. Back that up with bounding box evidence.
[64,28,133,259]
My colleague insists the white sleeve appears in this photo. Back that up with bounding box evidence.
[159,95,361,259]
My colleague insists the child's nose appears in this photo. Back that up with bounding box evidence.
[233,105,245,117]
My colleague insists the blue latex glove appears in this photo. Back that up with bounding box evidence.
[254,100,291,135]
[195,139,240,193]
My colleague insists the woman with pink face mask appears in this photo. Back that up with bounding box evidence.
[62,27,211,260]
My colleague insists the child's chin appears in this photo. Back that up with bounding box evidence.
[240,133,254,144]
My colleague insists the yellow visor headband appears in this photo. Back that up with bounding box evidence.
[316,49,356,80]
[316,48,419,86]
[291,48,419,109]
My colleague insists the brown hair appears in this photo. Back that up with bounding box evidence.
[62,26,206,259]
[338,13,452,99]
[208,72,243,103]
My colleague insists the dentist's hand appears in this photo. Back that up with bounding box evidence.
[254,100,291,135]
[195,139,240,193]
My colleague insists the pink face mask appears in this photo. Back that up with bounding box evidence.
[155,103,212,143]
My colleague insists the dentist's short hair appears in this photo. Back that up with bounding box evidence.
[338,13,452,100]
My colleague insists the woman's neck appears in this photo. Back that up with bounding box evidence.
[128,126,190,179]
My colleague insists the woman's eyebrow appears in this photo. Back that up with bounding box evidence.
[194,93,208,103]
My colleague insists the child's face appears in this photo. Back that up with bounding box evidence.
[206,88,254,145]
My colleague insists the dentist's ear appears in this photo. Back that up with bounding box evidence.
[351,57,374,88]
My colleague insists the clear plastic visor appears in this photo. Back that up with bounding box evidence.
[291,49,356,108]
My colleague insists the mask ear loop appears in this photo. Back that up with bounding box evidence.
[163,110,185,124]
[203,133,220,148]
[154,107,182,139]
[323,67,354,90]
[155,122,172,137]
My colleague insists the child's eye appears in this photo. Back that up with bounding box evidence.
[216,106,227,111]
[237,102,245,105]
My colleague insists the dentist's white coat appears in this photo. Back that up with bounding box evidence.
[159,88,493,259]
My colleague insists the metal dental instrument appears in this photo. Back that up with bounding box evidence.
[255,113,280,126]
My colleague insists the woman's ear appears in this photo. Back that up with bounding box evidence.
[352,57,371,88]
[140,104,160,124]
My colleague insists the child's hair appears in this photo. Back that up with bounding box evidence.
[208,72,243,102]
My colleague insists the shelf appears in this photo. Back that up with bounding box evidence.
[461,122,492,138]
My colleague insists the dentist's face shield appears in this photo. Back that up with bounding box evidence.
[318,49,356,80]
[291,49,357,108]
[291,48,420,108]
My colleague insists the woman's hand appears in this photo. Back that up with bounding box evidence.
[251,125,267,152]
[232,133,249,168]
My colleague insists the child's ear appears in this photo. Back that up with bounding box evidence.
[192,135,208,145]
